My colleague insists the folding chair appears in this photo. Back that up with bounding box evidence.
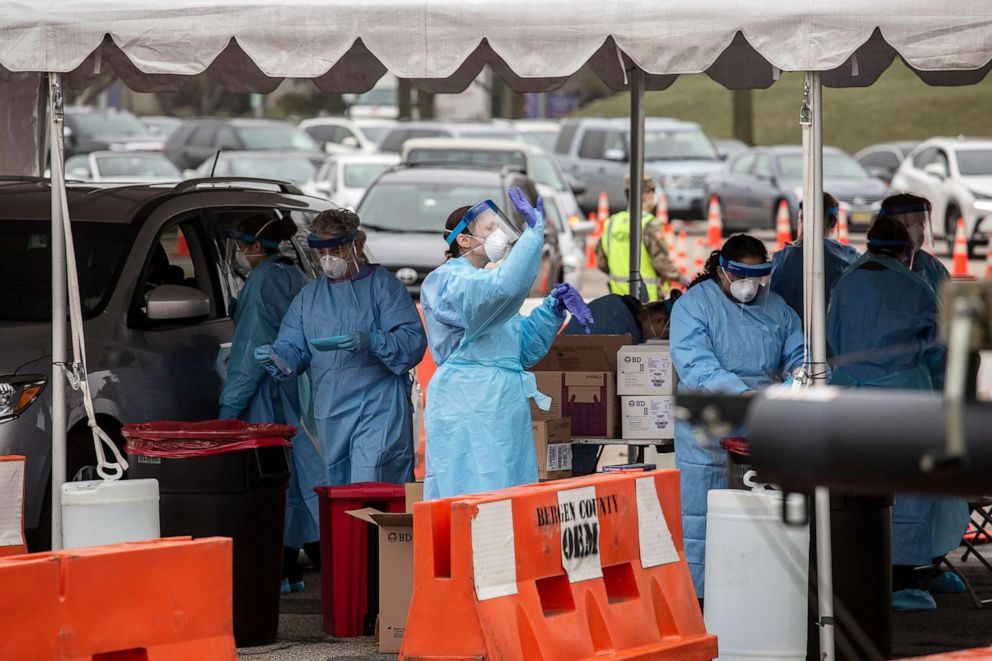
[940,497,992,609]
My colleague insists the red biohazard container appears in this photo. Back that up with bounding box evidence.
[720,435,753,489]
[315,483,406,637]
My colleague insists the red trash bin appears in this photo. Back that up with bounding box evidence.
[315,482,406,637]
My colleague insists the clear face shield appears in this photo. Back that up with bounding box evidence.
[224,224,280,278]
[718,255,772,306]
[885,202,933,254]
[307,231,360,279]
[445,199,522,264]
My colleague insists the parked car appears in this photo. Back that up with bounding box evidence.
[140,116,183,140]
[891,137,992,255]
[165,118,324,170]
[64,151,181,182]
[855,141,919,185]
[553,117,724,219]
[357,165,559,297]
[299,116,379,153]
[187,151,318,186]
[347,85,399,119]
[0,177,332,549]
[513,120,561,151]
[538,183,584,289]
[302,152,401,208]
[400,137,592,234]
[63,107,165,158]
[377,121,520,154]
[705,145,888,233]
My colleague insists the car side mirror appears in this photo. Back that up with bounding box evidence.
[342,136,360,149]
[603,148,628,162]
[315,180,332,193]
[568,176,587,196]
[866,166,890,180]
[923,162,948,179]
[145,284,210,322]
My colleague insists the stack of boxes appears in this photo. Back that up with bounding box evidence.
[617,342,677,440]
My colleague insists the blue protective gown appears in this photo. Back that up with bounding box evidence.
[218,255,321,548]
[272,264,427,488]
[421,223,565,500]
[913,250,951,391]
[562,294,643,342]
[827,253,966,567]
[770,239,860,324]
[670,278,805,596]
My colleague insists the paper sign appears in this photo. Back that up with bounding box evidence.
[636,477,679,568]
[0,459,25,547]
[471,500,518,600]
[557,486,602,583]
[547,443,572,472]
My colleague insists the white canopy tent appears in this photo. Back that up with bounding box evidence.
[2,2,990,658]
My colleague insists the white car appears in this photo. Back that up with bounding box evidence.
[891,137,992,255]
[303,153,400,208]
[538,183,584,289]
[299,117,377,154]
[188,151,317,186]
[513,119,560,152]
[64,151,181,182]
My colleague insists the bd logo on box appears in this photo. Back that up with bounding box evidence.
[628,400,646,408]
[387,531,412,543]
[623,356,642,364]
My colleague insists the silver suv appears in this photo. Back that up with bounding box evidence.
[553,117,724,219]
[0,177,333,548]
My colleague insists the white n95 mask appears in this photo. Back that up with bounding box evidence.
[483,229,513,262]
[729,277,760,303]
[320,254,348,279]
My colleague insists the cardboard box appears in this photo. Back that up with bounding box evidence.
[345,508,414,653]
[531,417,573,480]
[530,334,630,438]
[404,482,423,513]
[621,395,676,440]
[617,343,676,395]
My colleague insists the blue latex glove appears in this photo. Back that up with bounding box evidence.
[338,331,373,352]
[551,283,594,333]
[312,335,350,351]
[218,405,240,420]
[508,187,544,229]
[254,344,292,377]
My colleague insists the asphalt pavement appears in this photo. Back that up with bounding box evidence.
[243,228,992,659]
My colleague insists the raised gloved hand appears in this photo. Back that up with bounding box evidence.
[254,344,291,377]
[508,187,544,229]
[338,331,374,352]
[218,405,240,420]
[550,283,594,333]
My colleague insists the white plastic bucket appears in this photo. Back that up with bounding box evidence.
[61,479,160,549]
[704,488,809,660]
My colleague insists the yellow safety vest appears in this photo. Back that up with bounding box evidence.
[603,211,663,301]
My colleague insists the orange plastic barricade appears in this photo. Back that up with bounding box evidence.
[0,537,236,660]
[400,470,717,660]
[896,650,992,660]
[0,456,27,557]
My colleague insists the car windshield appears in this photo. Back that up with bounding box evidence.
[644,129,718,161]
[518,130,558,151]
[226,156,316,184]
[237,125,319,151]
[956,149,992,176]
[358,125,389,142]
[71,112,148,137]
[0,221,135,321]
[459,129,519,141]
[354,89,395,106]
[406,148,527,171]
[343,163,393,188]
[531,154,568,191]
[96,155,181,178]
[358,182,501,232]
[778,152,870,180]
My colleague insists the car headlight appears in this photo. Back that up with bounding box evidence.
[0,374,47,423]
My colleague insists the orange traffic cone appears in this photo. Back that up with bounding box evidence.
[174,232,190,258]
[585,235,598,269]
[655,191,669,226]
[706,196,723,248]
[984,232,992,280]
[775,200,792,251]
[663,220,676,256]
[837,205,850,246]
[952,217,970,278]
[693,238,706,277]
[675,230,689,277]
[597,191,610,225]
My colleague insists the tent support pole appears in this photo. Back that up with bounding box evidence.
[49,72,66,551]
[628,66,645,302]
[802,70,834,661]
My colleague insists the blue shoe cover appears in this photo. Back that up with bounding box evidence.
[892,588,937,611]
[928,571,966,594]
[289,580,305,593]
[280,578,291,595]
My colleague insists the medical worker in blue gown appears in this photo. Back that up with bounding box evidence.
[216,212,319,593]
[256,208,427,491]
[826,214,967,612]
[669,234,805,597]
[420,188,594,500]
[770,191,860,323]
